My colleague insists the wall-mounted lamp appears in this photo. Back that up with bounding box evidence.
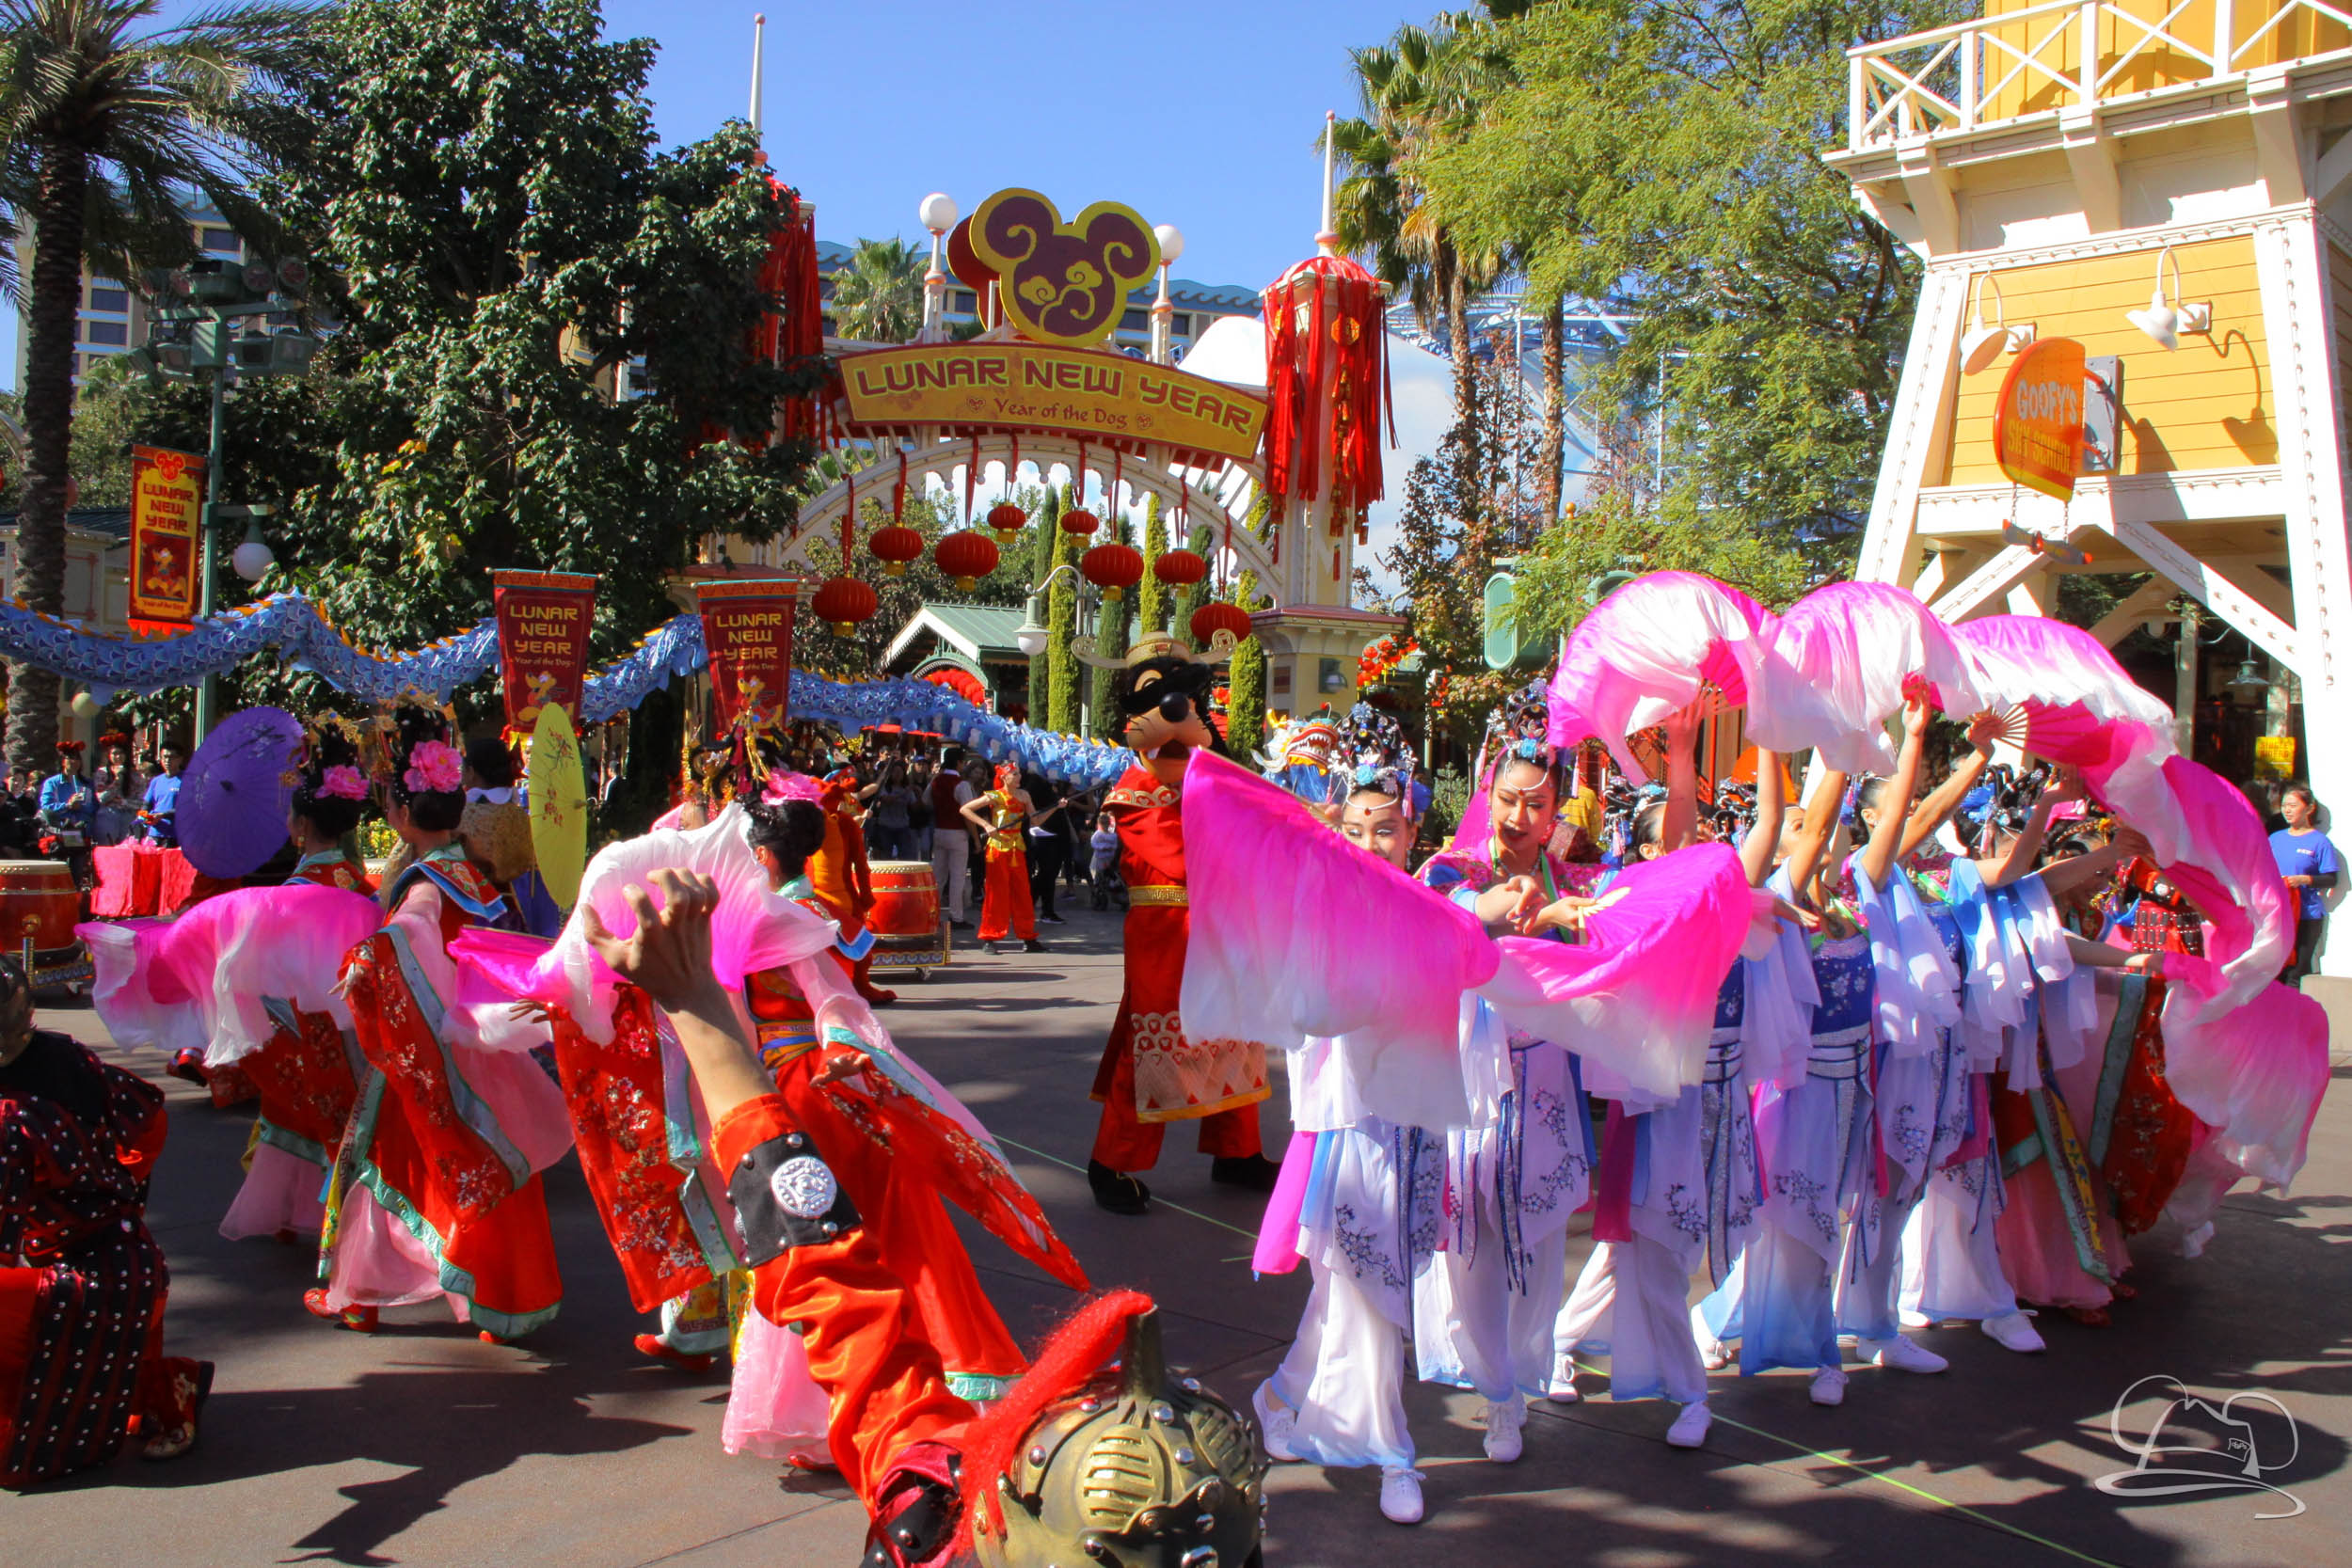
[1961,272,2034,374]
[2126,245,2212,351]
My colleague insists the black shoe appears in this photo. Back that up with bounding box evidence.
[1211,1153,1282,1193]
[1089,1160,1152,1215]
[949,918,973,929]
[1022,939,1048,953]
[1041,914,1067,925]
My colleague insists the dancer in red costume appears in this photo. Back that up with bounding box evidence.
[309,706,570,1339]
[961,763,1043,950]
[571,865,1263,1568]
[812,765,896,1006]
[1087,633,1275,1214]
[0,960,213,1484]
[219,720,379,1244]
[733,782,1081,1397]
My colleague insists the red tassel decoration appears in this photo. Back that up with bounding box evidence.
[1261,254,1388,518]
[954,1289,1156,1552]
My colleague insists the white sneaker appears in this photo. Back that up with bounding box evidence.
[1545,1356,1581,1402]
[1860,1335,1948,1374]
[2179,1220,2215,1259]
[1378,1465,1424,1525]
[1481,1395,1526,1464]
[1251,1380,1300,1463]
[1809,1367,1848,1406]
[1980,1311,2045,1354]
[1666,1400,1711,1449]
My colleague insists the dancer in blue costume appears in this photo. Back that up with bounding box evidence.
[1696,765,1875,1405]
[1413,682,1601,1467]
[1551,705,1768,1449]
[1252,706,1450,1527]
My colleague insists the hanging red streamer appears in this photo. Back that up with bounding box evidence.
[1262,254,1388,520]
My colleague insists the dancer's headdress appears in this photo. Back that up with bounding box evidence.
[1338,703,1416,819]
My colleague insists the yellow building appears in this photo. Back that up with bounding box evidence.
[1832,0,2352,979]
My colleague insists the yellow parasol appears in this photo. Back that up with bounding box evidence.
[528,704,589,911]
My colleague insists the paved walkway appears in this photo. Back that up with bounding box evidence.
[6,900,2345,1567]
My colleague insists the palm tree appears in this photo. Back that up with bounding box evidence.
[1332,17,1502,517]
[0,0,323,774]
[827,235,924,344]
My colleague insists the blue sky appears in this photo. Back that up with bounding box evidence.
[2,0,1429,386]
[607,0,1421,289]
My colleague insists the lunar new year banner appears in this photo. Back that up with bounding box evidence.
[128,446,205,631]
[492,569,597,732]
[836,341,1267,463]
[694,578,799,736]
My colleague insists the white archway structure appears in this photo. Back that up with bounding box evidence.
[734,431,1280,602]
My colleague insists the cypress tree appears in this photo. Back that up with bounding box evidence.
[1047,488,1086,733]
[1090,511,1135,739]
[1224,567,1266,757]
[1136,493,1168,637]
[1174,523,1214,645]
[1025,484,1061,722]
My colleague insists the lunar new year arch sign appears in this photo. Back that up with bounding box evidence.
[1993,337,2087,501]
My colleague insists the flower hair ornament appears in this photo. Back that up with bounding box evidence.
[404,739,464,795]
[1338,703,1416,817]
[761,768,828,805]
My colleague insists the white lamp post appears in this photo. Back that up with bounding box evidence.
[1151,222,1184,364]
[919,192,958,339]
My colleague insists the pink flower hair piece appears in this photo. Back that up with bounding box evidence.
[403,738,463,795]
[319,765,371,801]
[762,769,826,804]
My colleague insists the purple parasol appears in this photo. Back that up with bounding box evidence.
[179,706,307,879]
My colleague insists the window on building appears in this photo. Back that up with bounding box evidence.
[1120,308,1149,332]
[87,286,130,313]
[83,320,129,346]
[199,227,240,254]
[1167,312,1190,337]
[952,291,977,313]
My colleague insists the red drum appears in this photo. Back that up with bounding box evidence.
[0,859,85,958]
[867,859,949,973]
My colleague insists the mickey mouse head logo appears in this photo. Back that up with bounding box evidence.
[970,189,1159,349]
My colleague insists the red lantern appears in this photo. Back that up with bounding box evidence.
[933,530,1001,593]
[1057,507,1101,538]
[1081,541,1144,602]
[986,502,1026,541]
[1190,601,1254,654]
[1152,547,1207,587]
[868,524,924,578]
[812,576,880,635]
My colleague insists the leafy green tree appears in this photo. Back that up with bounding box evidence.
[1425,0,1966,572]
[239,0,822,701]
[828,235,925,344]
[0,0,324,771]
[1135,493,1168,638]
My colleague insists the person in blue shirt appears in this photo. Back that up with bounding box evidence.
[37,741,97,835]
[139,742,186,847]
[2270,783,2340,983]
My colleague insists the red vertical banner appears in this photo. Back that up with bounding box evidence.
[128,445,205,633]
[491,569,598,733]
[694,578,800,738]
